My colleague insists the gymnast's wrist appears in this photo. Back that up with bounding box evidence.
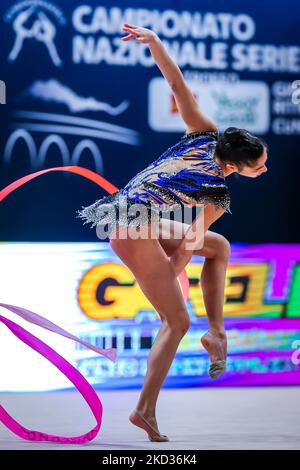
[148,33,161,47]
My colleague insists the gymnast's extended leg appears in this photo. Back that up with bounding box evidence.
[109,222,191,439]
[158,219,230,373]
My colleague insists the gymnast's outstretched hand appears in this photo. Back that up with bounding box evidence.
[121,23,159,44]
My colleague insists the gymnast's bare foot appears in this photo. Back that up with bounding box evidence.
[129,409,169,442]
[200,329,227,379]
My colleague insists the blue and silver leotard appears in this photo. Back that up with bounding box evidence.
[76,129,231,234]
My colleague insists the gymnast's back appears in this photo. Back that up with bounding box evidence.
[76,129,231,231]
[121,129,231,214]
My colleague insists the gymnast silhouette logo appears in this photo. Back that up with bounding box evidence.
[4,1,66,66]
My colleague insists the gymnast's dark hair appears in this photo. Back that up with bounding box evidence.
[215,127,268,169]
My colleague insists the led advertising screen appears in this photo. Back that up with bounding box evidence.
[1,242,299,391]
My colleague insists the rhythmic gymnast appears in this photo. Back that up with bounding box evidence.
[77,23,268,442]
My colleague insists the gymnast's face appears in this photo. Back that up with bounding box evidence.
[234,147,268,178]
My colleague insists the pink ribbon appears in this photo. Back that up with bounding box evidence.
[0,166,189,444]
[0,303,117,443]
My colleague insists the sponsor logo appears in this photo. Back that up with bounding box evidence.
[148,78,270,134]
[18,79,130,115]
[4,79,139,171]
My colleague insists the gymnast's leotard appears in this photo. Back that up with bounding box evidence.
[76,129,231,235]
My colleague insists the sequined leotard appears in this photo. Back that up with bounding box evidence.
[76,129,231,235]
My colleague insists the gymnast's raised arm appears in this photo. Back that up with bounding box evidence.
[122,23,218,134]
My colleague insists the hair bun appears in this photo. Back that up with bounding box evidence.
[224,127,243,145]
